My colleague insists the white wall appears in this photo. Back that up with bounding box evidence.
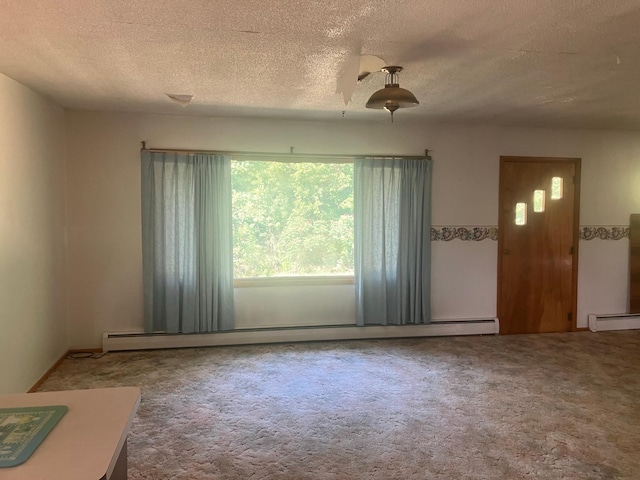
[64,111,640,348]
[234,285,355,329]
[0,74,68,393]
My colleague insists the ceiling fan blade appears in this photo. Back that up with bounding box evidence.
[336,54,386,105]
[336,55,361,105]
[358,55,386,79]
[399,32,472,64]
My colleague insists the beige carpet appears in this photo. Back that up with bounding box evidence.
[37,331,640,479]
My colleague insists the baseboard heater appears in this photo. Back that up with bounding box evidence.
[588,313,640,332]
[102,318,499,352]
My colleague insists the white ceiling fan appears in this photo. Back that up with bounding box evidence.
[336,55,420,121]
[336,32,471,107]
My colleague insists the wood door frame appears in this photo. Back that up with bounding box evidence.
[497,156,582,333]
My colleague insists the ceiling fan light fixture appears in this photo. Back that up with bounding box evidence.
[366,66,419,121]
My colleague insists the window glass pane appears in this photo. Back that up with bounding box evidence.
[232,161,354,278]
[551,177,563,199]
[533,190,545,212]
[515,202,527,225]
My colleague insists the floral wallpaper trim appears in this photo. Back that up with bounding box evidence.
[579,226,629,240]
[431,226,498,241]
[430,226,630,241]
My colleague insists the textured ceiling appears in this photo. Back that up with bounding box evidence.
[2,0,640,128]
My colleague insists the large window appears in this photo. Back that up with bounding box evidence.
[231,160,354,279]
[142,151,432,330]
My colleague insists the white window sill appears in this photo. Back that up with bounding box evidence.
[234,275,354,288]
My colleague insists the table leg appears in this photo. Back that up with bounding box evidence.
[109,439,128,480]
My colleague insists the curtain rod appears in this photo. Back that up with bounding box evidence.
[141,142,431,160]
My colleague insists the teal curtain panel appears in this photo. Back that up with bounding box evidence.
[141,151,235,333]
[354,157,433,325]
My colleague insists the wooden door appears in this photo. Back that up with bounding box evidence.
[629,214,640,313]
[498,157,580,334]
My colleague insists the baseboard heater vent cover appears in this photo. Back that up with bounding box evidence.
[102,318,499,352]
[588,313,640,332]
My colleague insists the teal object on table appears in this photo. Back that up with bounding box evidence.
[0,405,68,468]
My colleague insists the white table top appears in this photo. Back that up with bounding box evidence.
[0,387,141,480]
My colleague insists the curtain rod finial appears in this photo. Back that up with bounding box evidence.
[142,141,147,150]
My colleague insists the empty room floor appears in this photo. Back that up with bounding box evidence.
[37,331,640,480]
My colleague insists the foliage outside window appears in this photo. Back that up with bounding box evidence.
[515,202,527,226]
[232,160,354,279]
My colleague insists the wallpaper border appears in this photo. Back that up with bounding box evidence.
[430,225,630,241]
[431,227,498,241]
[579,226,629,241]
